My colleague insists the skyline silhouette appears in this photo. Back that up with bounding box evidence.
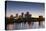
[6,12,45,18]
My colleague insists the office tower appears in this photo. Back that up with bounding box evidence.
[21,12,24,18]
[9,15,14,23]
[25,12,31,19]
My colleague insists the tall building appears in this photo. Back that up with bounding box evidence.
[25,12,31,19]
[39,16,43,18]
[38,16,43,21]
[16,13,18,17]
[9,15,14,23]
[21,12,24,18]
[15,13,19,19]
[10,15,14,19]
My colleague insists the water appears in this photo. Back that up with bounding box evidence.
[7,21,45,30]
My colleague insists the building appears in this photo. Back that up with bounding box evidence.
[25,12,32,19]
[15,13,19,19]
[21,12,24,18]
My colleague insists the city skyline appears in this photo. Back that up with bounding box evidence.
[6,1,45,18]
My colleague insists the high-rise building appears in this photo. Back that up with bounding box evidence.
[10,15,14,19]
[21,12,24,18]
[25,12,31,19]
[16,13,18,17]
[38,16,43,21]
[9,15,14,23]
[15,13,19,19]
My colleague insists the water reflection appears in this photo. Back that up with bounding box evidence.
[7,21,45,30]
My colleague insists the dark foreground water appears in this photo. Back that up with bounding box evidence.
[7,21,45,30]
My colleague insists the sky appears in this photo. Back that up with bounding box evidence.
[6,1,45,17]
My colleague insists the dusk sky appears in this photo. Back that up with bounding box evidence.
[6,1,45,17]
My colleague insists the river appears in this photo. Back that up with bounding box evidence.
[7,21,45,30]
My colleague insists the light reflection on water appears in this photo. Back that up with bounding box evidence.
[7,21,45,30]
